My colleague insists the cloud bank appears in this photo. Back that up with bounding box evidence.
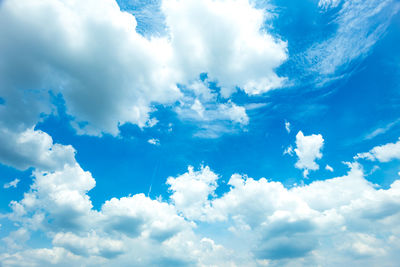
[0,0,287,136]
[2,160,400,266]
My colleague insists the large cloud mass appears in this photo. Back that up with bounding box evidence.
[2,161,400,266]
[0,0,287,136]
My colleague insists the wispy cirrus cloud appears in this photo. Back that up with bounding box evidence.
[364,118,400,140]
[303,0,400,84]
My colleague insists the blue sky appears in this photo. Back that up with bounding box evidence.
[0,0,400,266]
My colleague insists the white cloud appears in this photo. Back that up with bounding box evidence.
[167,166,218,220]
[100,194,189,241]
[147,138,160,146]
[0,127,76,171]
[3,178,20,189]
[2,228,30,250]
[305,0,400,82]
[0,247,82,267]
[8,163,97,232]
[3,163,400,265]
[294,131,324,177]
[0,0,287,136]
[0,0,181,136]
[162,0,288,96]
[285,121,291,133]
[318,0,341,10]
[364,119,400,140]
[176,95,249,138]
[52,231,125,259]
[3,163,232,266]
[325,164,334,172]
[283,145,294,156]
[355,138,400,162]
[193,163,400,263]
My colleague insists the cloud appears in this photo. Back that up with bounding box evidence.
[0,127,76,171]
[294,131,324,177]
[147,138,160,146]
[0,0,287,136]
[176,97,249,138]
[318,0,342,10]
[3,178,20,189]
[191,163,400,263]
[100,194,189,241]
[162,0,288,96]
[2,228,30,250]
[173,78,250,137]
[283,145,294,156]
[52,231,125,259]
[364,119,400,140]
[8,164,97,232]
[0,0,182,136]
[325,164,334,172]
[167,166,218,220]
[0,247,82,267]
[177,99,249,126]
[285,121,291,133]
[355,137,400,162]
[2,163,400,265]
[305,0,400,83]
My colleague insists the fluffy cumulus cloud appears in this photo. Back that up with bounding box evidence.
[293,131,324,177]
[7,164,97,232]
[167,166,219,220]
[355,138,400,162]
[0,0,287,136]
[2,163,400,266]
[162,0,288,96]
[1,162,232,266]
[0,0,180,136]
[0,127,76,171]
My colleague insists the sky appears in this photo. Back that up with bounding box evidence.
[0,0,400,266]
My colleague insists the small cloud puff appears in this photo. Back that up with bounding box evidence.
[294,131,324,177]
[325,164,334,172]
[283,145,294,156]
[3,178,20,189]
[148,138,160,146]
[285,121,291,133]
